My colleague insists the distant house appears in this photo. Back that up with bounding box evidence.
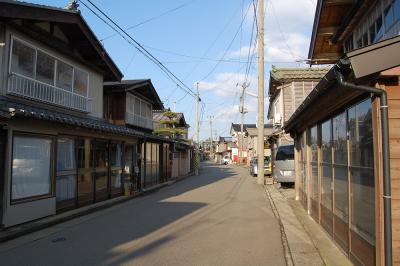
[153,110,192,178]
[214,137,236,164]
[245,125,273,165]
[283,1,400,265]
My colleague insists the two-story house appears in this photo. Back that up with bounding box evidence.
[0,1,171,228]
[267,67,329,150]
[283,1,400,265]
[103,80,172,189]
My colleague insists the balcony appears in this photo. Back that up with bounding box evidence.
[7,73,92,113]
[126,111,154,130]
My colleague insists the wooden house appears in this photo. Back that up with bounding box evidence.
[0,1,171,228]
[283,0,400,265]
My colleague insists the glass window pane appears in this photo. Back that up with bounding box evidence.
[321,120,332,163]
[312,164,318,200]
[350,167,375,245]
[94,140,108,168]
[276,145,294,160]
[134,98,140,115]
[56,61,73,91]
[310,126,318,161]
[56,175,76,202]
[36,51,55,85]
[349,100,374,167]
[57,138,76,171]
[375,15,384,42]
[110,143,122,167]
[141,100,146,117]
[321,165,332,210]
[77,138,93,201]
[11,40,35,78]
[73,68,88,96]
[12,136,52,200]
[333,112,347,165]
[384,4,395,30]
[334,165,348,221]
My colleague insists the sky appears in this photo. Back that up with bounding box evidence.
[26,0,316,141]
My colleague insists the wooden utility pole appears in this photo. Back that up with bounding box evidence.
[257,0,265,185]
[239,83,248,165]
[208,115,214,159]
[195,82,200,175]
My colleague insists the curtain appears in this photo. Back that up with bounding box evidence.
[12,136,52,200]
[56,138,76,202]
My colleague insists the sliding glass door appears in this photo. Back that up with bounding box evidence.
[93,140,109,202]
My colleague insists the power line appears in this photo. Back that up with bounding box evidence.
[200,2,252,82]
[80,0,198,99]
[100,0,196,41]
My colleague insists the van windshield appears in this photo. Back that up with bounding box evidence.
[276,145,294,160]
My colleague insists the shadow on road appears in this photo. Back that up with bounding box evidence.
[0,162,239,266]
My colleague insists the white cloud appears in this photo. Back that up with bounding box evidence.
[197,72,258,98]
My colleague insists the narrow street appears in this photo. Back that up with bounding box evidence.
[0,162,286,266]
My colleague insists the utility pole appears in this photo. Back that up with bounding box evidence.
[208,115,214,159]
[239,83,248,165]
[257,0,265,185]
[195,82,200,176]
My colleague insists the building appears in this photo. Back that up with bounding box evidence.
[214,137,235,164]
[283,1,400,265]
[267,66,329,158]
[245,125,273,165]
[103,80,172,189]
[0,1,171,228]
[153,110,192,178]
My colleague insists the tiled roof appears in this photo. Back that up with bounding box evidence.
[0,98,169,142]
[153,111,189,127]
[270,66,329,83]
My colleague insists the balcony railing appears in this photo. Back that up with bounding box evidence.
[7,73,92,113]
[126,111,154,130]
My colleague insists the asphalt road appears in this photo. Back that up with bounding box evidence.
[0,162,286,266]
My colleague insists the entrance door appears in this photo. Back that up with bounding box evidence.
[77,138,94,206]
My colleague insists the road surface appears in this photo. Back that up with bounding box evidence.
[0,162,286,266]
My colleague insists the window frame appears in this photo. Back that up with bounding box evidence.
[9,36,90,99]
[10,132,55,205]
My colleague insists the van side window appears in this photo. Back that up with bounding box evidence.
[276,145,294,160]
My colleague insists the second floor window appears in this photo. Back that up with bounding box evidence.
[10,37,89,97]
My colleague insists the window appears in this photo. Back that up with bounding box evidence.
[11,135,52,201]
[309,126,319,210]
[273,98,281,124]
[36,51,55,85]
[10,37,89,101]
[56,138,76,202]
[56,61,73,92]
[77,138,94,205]
[375,15,384,42]
[275,145,294,161]
[369,24,376,44]
[321,120,332,212]
[134,98,140,115]
[384,3,395,31]
[73,68,88,96]
[110,143,123,190]
[348,99,375,245]
[11,39,35,78]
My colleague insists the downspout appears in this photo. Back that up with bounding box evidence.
[335,65,392,266]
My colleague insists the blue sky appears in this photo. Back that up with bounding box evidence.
[27,0,316,140]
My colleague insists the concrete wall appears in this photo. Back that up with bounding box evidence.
[0,24,105,118]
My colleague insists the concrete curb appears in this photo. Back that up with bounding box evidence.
[0,176,193,243]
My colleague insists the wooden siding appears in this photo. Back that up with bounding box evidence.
[282,81,317,123]
[386,84,400,265]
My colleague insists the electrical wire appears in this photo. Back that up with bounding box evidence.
[100,0,196,41]
[200,2,252,82]
[80,0,198,99]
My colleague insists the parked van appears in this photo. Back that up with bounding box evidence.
[273,144,295,184]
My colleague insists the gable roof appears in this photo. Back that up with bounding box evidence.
[104,79,164,110]
[268,66,329,98]
[0,0,122,81]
